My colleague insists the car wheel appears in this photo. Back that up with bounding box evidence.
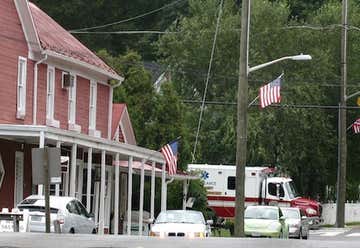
[92,228,97,234]
[69,228,75,234]
[302,233,308,240]
[297,228,302,239]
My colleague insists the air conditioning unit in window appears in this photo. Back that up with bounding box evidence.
[62,73,74,88]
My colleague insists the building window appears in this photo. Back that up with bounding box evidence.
[46,66,55,120]
[68,74,77,124]
[89,81,97,130]
[17,57,27,119]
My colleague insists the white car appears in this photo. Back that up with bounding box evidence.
[149,210,212,238]
[16,195,96,234]
[281,207,309,239]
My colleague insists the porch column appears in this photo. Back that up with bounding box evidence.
[183,180,189,210]
[161,163,166,212]
[138,158,145,236]
[150,161,156,220]
[127,156,133,235]
[106,165,112,233]
[86,147,93,212]
[77,162,84,200]
[98,150,106,235]
[69,144,77,197]
[37,131,45,195]
[114,153,120,235]
[55,141,61,196]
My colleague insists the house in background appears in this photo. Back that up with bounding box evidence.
[0,0,196,235]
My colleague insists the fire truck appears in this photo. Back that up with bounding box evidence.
[188,164,322,228]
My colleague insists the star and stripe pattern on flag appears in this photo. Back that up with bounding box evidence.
[259,74,283,108]
[160,140,178,175]
[353,118,360,134]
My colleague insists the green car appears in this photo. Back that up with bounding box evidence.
[244,205,289,238]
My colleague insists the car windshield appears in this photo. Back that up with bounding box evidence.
[281,209,300,219]
[155,211,205,224]
[285,181,299,199]
[245,207,278,220]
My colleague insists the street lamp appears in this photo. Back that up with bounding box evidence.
[249,54,312,73]
[235,0,312,237]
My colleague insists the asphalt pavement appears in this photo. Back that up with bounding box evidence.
[1,227,360,248]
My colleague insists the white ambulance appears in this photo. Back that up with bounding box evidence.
[188,164,322,228]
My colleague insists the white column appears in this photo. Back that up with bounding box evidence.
[105,166,112,232]
[94,181,100,224]
[86,147,93,212]
[138,158,145,236]
[150,161,156,220]
[183,180,189,210]
[127,156,133,235]
[77,162,84,200]
[37,131,45,195]
[55,141,61,196]
[161,163,166,212]
[69,144,77,197]
[114,154,120,235]
[98,150,106,235]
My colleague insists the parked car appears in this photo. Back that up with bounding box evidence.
[244,205,289,238]
[281,207,309,239]
[16,195,96,234]
[149,210,212,238]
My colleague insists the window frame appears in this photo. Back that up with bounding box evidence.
[46,66,55,121]
[89,80,97,131]
[17,56,27,119]
[67,73,77,125]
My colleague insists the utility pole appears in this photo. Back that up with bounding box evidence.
[336,0,348,228]
[235,0,250,237]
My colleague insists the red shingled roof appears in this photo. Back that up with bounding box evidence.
[28,2,118,77]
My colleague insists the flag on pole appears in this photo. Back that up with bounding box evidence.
[353,118,360,134]
[160,140,178,175]
[259,73,283,108]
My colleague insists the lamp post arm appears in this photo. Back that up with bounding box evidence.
[345,91,360,101]
[248,56,292,73]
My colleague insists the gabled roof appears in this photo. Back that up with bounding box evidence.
[112,104,136,145]
[28,2,118,78]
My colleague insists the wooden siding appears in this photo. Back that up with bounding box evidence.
[76,76,90,135]
[97,83,109,138]
[0,0,33,124]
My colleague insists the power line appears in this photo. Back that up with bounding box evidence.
[69,0,187,32]
[70,31,178,34]
[192,0,224,161]
[182,99,360,110]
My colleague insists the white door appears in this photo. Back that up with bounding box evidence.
[14,151,24,206]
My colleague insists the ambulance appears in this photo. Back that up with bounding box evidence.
[188,164,322,228]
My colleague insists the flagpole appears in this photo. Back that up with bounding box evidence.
[248,95,259,107]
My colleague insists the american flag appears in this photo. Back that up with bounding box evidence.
[353,118,360,134]
[160,140,178,175]
[259,74,283,108]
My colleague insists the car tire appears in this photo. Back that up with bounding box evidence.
[69,228,75,234]
[297,228,302,239]
[92,228,97,234]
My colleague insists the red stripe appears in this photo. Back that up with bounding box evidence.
[207,195,291,204]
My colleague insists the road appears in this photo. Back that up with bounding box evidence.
[0,228,359,248]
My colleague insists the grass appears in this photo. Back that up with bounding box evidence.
[211,228,232,237]
[321,222,360,228]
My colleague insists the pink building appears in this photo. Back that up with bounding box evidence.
[0,0,185,235]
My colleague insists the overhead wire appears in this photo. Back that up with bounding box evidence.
[192,0,224,162]
[69,0,187,32]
